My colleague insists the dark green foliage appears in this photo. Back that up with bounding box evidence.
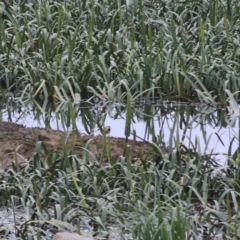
[0,0,239,102]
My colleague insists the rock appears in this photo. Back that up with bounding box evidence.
[52,232,95,240]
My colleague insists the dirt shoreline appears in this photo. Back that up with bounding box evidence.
[0,121,154,169]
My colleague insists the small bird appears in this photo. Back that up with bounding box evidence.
[102,126,111,135]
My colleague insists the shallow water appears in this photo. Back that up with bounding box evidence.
[2,101,238,166]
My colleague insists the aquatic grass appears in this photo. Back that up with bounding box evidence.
[1,134,240,239]
[134,203,189,240]
[0,0,240,102]
[4,95,236,237]
[1,1,240,238]
[0,114,237,239]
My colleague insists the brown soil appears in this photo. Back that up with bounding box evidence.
[0,121,156,169]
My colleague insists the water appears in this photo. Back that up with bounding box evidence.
[2,100,238,166]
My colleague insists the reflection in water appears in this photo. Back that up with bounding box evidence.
[1,97,238,165]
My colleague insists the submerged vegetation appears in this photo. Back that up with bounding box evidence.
[0,0,240,239]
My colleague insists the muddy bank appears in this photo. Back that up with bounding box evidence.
[0,121,155,169]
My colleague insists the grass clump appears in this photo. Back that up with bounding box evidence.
[0,139,240,239]
[0,0,239,103]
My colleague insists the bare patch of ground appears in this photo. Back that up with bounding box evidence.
[0,121,155,169]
